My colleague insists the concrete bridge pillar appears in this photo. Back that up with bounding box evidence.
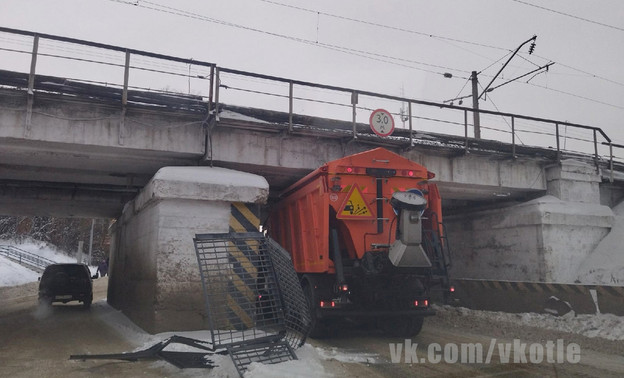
[446,159,613,283]
[107,166,268,334]
[545,159,601,203]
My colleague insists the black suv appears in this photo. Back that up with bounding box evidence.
[38,263,94,308]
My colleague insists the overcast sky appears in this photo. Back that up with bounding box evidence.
[1,0,623,156]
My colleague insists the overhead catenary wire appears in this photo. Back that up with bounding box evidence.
[105,0,471,79]
[95,0,624,113]
[259,0,624,90]
[258,0,510,51]
[509,0,624,33]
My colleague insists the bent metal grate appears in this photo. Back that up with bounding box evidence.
[193,232,310,375]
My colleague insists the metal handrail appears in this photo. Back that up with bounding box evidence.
[0,26,617,178]
[0,245,57,271]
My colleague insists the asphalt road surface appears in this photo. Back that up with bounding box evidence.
[1,277,623,377]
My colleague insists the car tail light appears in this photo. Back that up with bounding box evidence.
[320,301,336,308]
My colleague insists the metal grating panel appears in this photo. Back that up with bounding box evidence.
[265,237,311,348]
[193,232,310,350]
[227,341,297,377]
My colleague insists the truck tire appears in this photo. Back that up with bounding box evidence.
[380,316,424,337]
[303,282,329,339]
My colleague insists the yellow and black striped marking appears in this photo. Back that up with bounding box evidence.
[230,202,261,233]
[220,204,263,330]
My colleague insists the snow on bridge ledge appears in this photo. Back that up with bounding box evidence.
[132,166,269,214]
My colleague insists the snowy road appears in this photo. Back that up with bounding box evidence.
[311,310,624,377]
[1,275,623,377]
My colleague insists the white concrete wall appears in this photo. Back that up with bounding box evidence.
[446,160,614,283]
[108,166,268,333]
[446,196,613,282]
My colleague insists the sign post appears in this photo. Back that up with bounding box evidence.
[369,109,395,137]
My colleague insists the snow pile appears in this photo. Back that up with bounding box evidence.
[97,303,334,377]
[245,345,328,378]
[315,346,377,364]
[445,305,624,341]
[576,202,624,285]
[0,258,40,286]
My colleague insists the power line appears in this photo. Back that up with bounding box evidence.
[509,0,624,32]
[526,82,624,111]
[532,54,624,88]
[103,0,624,113]
[258,0,509,51]
[259,0,624,91]
[106,0,470,79]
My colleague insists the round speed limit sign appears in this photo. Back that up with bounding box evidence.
[369,109,395,137]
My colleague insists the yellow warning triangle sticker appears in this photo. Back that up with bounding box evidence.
[337,183,374,220]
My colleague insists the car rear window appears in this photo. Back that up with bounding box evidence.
[42,265,88,281]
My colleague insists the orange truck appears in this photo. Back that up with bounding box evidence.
[267,147,451,337]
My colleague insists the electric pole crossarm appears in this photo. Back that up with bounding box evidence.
[478,35,537,100]
[487,62,554,93]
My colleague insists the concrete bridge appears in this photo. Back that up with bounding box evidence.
[2,28,624,332]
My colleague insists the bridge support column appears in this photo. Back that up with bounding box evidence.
[545,159,601,204]
[107,166,268,334]
[446,160,613,283]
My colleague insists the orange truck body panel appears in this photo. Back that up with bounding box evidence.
[268,147,443,274]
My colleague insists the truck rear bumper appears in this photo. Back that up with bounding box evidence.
[318,308,436,318]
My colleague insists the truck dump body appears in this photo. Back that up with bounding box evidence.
[268,147,450,337]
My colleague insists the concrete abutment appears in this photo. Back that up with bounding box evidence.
[107,166,268,333]
[447,160,615,283]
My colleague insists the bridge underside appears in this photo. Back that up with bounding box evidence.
[0,85,563,218]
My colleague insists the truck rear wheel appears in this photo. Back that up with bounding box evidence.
[380,316,424,337]
[303,282,330,339]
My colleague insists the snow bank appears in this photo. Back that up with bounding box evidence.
[96,303,332,377]
[0,258,39,286]
[443,305,624,341]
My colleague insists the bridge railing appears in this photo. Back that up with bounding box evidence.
[0,26,618,178]
[0,245,57,272]
[215,67,616,177]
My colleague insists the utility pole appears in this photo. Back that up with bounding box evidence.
[445,35,544,141]
[471,71,481,139]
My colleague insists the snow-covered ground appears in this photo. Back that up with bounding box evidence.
[2,238,624,376]
[93,300,371,377]
[441,305,624,341]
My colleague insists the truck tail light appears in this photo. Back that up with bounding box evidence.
[450,286,455,293]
